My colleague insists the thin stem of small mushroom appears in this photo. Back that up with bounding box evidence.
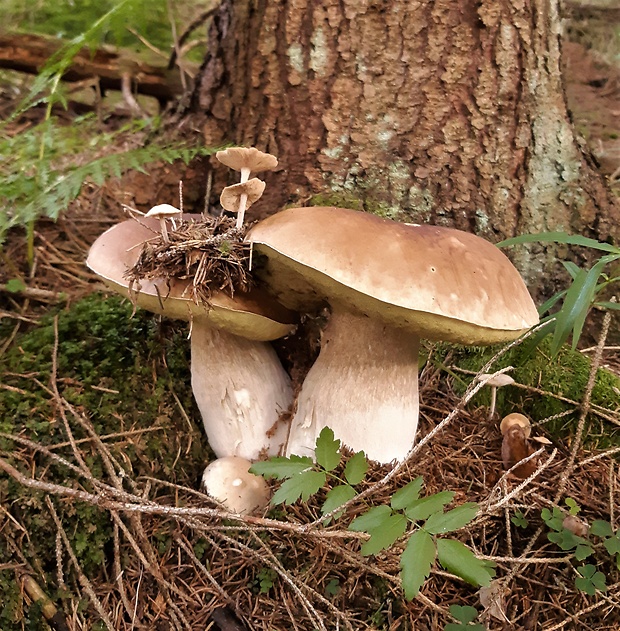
[286,307,420,463]
[159,216,170,243]
[235,192,249,229]
[190,318,292,460]
[488,386,498,420]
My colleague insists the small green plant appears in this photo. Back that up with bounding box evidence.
[541,498,619,595]
[444,605,484,630]
[254,567,278,594]
[511,510,529,529]
[250,428,495,601]
[498,232,620,356]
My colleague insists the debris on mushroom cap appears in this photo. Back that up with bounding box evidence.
[144,204,182,217]
[220,178,266,212]
[500,412,531,438]
[216,147,278,173]
[86,216,296,341]
[201,457,271,515]
[477,373,515,387]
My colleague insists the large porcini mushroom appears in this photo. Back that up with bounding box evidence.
[201,456,271,515]
[87,216,295,460]
[216,148,278,228]
[248,206,539,463]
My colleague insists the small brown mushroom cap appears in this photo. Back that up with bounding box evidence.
[201,456,271,515]
[220,178,266,212]
[144,204,182,218]
[500,413,531,438]
[216,147,278,174]
[86,216,295,341]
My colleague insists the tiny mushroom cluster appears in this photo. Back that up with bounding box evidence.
[216,147,278,228]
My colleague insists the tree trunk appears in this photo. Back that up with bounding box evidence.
[173,0,619,297]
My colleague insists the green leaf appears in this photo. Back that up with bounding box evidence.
[604,534,620,556]
[321,485,356,521]
[595,301,620,311]
[497,232,620,254]
[405,491,455,522]
[548,529,587,551]
[551,255,618,355]
[449,605,478,624]
[565,498,580,515]
[271,470,326,505]
[590,520,614,538]
[562,260,581,279]
[575,564,607,595]
[391,477,424,510]
[541,507,564,532]
[315,427,341,471]
[349,505,393,532]
[250,455,314,480]
[344,451,368,485]
[361,513,407,556]
[400,529,436,599]
[424,503,479,535]
[5,278,26,293]
[511,511,529,529]
[574,544,594,561]
[436,539,495,587]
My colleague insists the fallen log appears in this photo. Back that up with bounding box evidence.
[0,32,192,103]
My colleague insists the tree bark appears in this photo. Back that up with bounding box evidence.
[174,0,619,296]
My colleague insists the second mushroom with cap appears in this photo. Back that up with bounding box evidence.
[248,207,539,464]
[87,215,295,460]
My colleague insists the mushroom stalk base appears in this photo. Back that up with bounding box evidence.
[286,309,420,464]
[191,321,292,460]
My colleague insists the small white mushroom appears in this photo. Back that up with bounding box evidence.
[216,148,278,228]
[220,178,266,228]
[216,147,278,184]
[477,373,515,420]
[201,456,271,515]
[144,204,182,243]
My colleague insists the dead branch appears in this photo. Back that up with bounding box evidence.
[0,33,192,102]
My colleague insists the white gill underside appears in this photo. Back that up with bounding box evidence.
[286,309,420,464]
[190,322,292,460]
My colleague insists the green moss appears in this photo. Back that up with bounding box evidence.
[307,191,365,211]
[0,294,210,629]
[439,337,620,447]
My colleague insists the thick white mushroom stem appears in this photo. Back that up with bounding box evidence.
[286,308,420,463]
[190,319,292,460]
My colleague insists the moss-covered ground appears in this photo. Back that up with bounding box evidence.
[431,336,620,448]
[0,294,210,630]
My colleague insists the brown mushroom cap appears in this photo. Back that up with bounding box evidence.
[220,178,266,212]
[216,147,278,174]
[87,216,295,341]
[500,413,531,438]
[248,207,539,345]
